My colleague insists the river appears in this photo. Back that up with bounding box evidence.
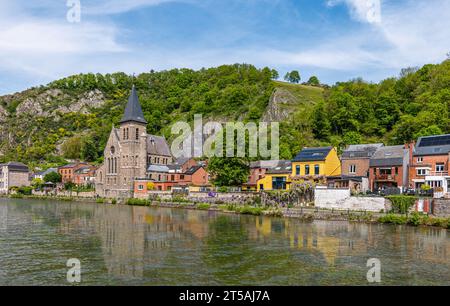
[0,198,448,285]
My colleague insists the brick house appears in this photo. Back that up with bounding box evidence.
[242,160,283,191]
[369,145,410,192]
[0,162,30,194]
[408,134,450,196]
[341,143,384,177]
[73,165,97,186]
[58,162,89,184]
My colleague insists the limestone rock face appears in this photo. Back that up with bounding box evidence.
[262,88,297,122]
[57,89,105,114]
[0,105,7,122]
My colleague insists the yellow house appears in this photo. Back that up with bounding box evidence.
[256,160,292,191]
[291,146,341,179]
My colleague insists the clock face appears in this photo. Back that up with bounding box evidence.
[110,146,115,154]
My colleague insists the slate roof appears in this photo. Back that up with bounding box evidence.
[414,134,450,156]
[120,85,147,125]
[0,162,29,172]
[147,135,171,156]
[250,160,285,169]
[147,165,170,173]
[341,143,384,159]
[266,160,292,174]
[369,145,406,167]
[293,147,333,162]
[185,165,203,175]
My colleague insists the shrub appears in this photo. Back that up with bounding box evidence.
[111,198,117,205]
[407,212,421,226]
[17,186,33,195]
[172,196,191,203]
[236,206,264,216]
[378,214,407,225]
[127,198,150,206]
[197,203,211,210]
[96,198,105,204]
[386,195,416,214]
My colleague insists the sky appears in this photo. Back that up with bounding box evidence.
[0,0,449,95]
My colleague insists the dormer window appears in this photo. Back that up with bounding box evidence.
[417,157,423,163]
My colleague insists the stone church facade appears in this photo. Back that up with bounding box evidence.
[95,86,172,198]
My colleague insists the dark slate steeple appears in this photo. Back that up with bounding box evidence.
[120,85,147,125]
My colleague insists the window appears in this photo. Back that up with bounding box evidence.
[126,128,129,140]
[272,176,287,190]
[138,184,144,191]
[305,165,310,175]
[436,163,445,172]
[314,165,320,175]
[417,169,428,176]
[136,128,139,140]
[123,128,126,140]
[296,165,300,176]
[180,175,185,180]
[417,157,423,163]
[349,165,356,174]
[395,167,398,175]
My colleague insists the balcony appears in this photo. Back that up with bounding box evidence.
[427,171,449,177]
[374,174,398,181]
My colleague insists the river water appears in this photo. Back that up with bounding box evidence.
[0,198,448,285]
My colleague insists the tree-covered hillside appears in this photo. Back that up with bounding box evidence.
[0,60,449,170]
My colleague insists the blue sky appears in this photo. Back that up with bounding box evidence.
[0,0,449,95]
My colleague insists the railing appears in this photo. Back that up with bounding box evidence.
[374,174,397,181]
[427,171,449,177]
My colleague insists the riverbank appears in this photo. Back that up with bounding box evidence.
[3,194,449,229]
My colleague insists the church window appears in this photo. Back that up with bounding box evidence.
[123,129,126,140]
[126,128,129,140]
[136,128,139,140]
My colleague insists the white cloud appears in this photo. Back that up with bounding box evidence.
[327,0,382,24]
[84,0,184,15]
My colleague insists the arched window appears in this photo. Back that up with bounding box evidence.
[123,128,126,140]
[136,128,139,140]
[99,171,103,182]
[114,157,118,173]
[126,128,129,139]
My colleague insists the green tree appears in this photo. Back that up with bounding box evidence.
[207,157,249,187]
[61,135,83,159]
[81,136,98,162]
[44,171,62,183]
[284,70,301,83]
[306,76,320,86]
[271,69,279,80]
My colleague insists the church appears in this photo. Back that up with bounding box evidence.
[95,86,172,198]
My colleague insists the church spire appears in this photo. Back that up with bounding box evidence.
[120,85,147,125]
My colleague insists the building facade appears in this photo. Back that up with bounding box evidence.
[95,86,171,198]
[341,143,384,177]
[369,145,410,192]
[0,162,30,194]
[291,147,341,181]
[257,160,292,191]
[58,162,89,183]
[408,134,450,196]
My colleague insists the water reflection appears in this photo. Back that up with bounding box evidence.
[0,198,448,285]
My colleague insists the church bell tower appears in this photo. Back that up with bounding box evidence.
[119,85,148,191]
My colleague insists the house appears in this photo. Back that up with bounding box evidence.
[369,145,410,192]
[257,160,292,191]
[58,162,89,183]
[32,167,58,181]
[336,143,383,193]
[242,160,283,191]
[73,165,97,186]
[0,162,30,194]
[341,143,384,177]
[408,134,450,197]
[95,86,172,198]
[291,147,341,182]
